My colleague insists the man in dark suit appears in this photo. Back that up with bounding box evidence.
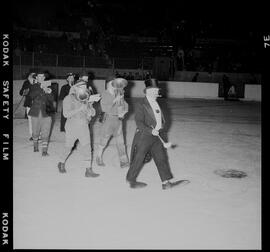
[59,73,76,132]
[19,72,36,140]
[222,74,231,101]
[126,78,189,189]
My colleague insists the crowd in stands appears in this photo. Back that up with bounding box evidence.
[114,71,152,80]
[13,27,108,58]
[13,0,261,74]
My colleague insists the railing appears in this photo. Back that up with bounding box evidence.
[13,52,154,75]
[13,52,110,68]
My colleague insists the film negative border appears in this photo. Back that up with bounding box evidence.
[1,3,13,250]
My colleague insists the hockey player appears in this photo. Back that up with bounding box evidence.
[28,72,55,156]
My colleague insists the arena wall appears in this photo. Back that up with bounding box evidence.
[244,84,261,101]
[13,80,261,118]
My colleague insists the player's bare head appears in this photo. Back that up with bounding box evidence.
[66,73,75,84]
[36,73,45,82]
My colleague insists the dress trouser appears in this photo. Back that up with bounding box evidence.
[31,111,52,151]
[126,134,173,182]
[99,115,128,163]
[26,107,32,137]
[60,109,67,132]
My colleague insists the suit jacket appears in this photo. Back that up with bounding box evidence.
[19,80,33,107]
[59,84,71,101]
[134,97,165,135]
[28,83,54,117]
[130,97,166,163]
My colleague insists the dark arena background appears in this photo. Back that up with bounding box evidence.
[7,0,266,249]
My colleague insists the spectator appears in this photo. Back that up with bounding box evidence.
[127,72,134,80]
[176,46,185,70]
[212,56,220,72]
[115,71,121,78]
[222,74,231,101]
[191,72,199,82]
[228,84,238,100]
[169,54,176,78]
[134,72,140,80]
[14,45,22,56]
[144,71,151,80]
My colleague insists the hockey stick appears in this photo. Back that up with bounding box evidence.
[64,139,79,163]
[58,140,79,173]
[90,147,94,168]
[156,134,172,149]
[151,126,177,149]
[13,96,25,115]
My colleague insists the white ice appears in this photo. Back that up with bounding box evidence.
[13,98,261,249]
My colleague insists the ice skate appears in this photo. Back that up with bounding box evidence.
[85,167,100,177]
[96,156,105,166]
[33,141,39,152]
[57,162,67,173]
[120,160,129,168]
[42,147,49,157]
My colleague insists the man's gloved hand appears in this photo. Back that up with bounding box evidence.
[43,87,52,94]
[23,88,29,96]
[113,94,123,104]
[152,128,159,136]
[118,111,127,119]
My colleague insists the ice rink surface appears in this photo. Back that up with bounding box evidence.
[13,98,261,249]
